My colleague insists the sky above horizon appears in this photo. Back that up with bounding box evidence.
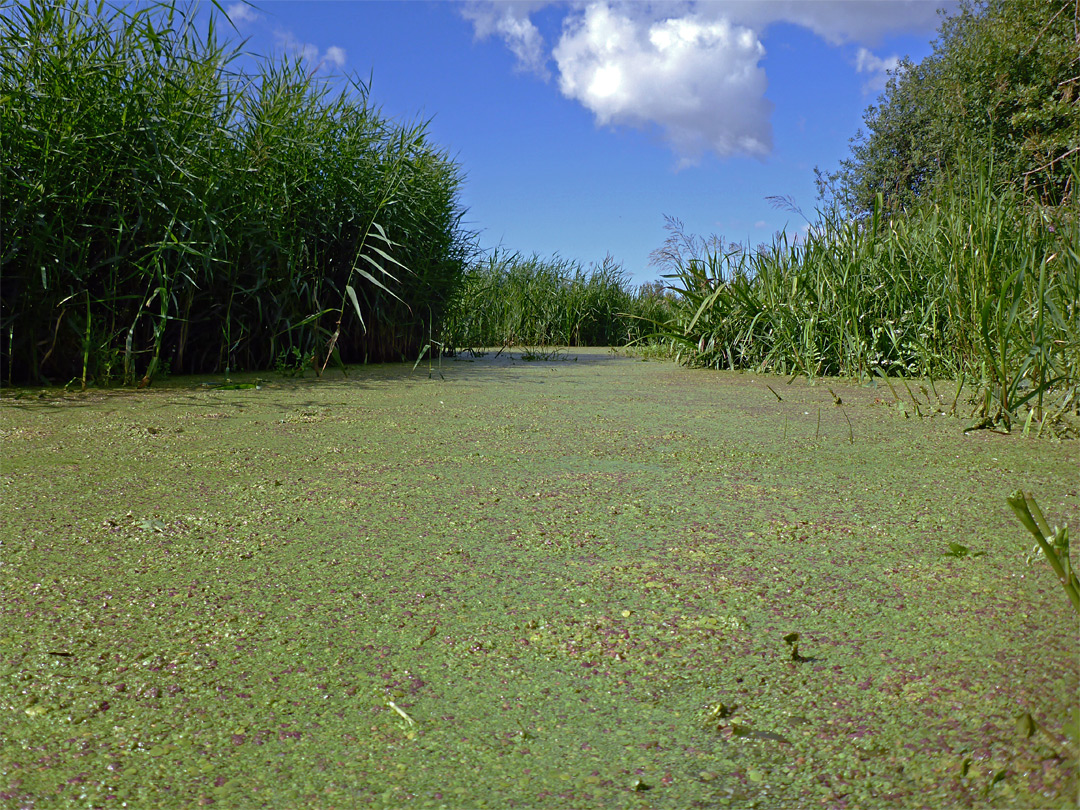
[213,0,957,284]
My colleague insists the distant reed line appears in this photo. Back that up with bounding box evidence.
[441,252,673,354]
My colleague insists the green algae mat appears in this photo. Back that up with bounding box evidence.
[2,349,1077,809]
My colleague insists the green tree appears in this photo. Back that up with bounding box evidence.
[818,0,1079,215]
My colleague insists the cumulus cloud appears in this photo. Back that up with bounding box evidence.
[225,2,258,25]
[553,3,772,165]
[460,1,953,165]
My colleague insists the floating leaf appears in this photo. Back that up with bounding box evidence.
[1016,712,1036,738]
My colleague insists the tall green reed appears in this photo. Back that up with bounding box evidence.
[656,161,1078,430]
[0,0,470,385]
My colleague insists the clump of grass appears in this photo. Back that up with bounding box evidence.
[442,252,673,355]
[1,0,470,386]
[654,160,1079,431]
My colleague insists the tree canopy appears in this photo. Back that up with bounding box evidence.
[818,0,1079,215]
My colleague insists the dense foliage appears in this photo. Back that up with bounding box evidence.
[1,0,471,385]
[660,0,1079,433]
[818,0,1079,215]
[658,167,1078,430]
[443,252,673,355]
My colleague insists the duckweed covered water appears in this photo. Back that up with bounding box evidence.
[2,349,1077,808]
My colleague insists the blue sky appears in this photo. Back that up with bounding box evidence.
[216,1,955,284]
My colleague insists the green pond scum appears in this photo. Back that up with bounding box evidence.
[1,349,1077,809]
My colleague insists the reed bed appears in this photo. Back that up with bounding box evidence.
[1,0,470,385]
[442,252,673,354]
[658,163,1079,429]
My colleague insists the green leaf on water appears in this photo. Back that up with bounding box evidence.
[1016,712,1036,738]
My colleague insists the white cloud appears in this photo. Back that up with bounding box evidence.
[460,1,954,165]
[553,3,772,165]
[225,2,259,25]
[462,1,952,66]
[324,46,347,70]
[496,15,549,77]
[855,46,900,93]
[462,1,550,77]
[274,29,347,72]
[710,1,953,46]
